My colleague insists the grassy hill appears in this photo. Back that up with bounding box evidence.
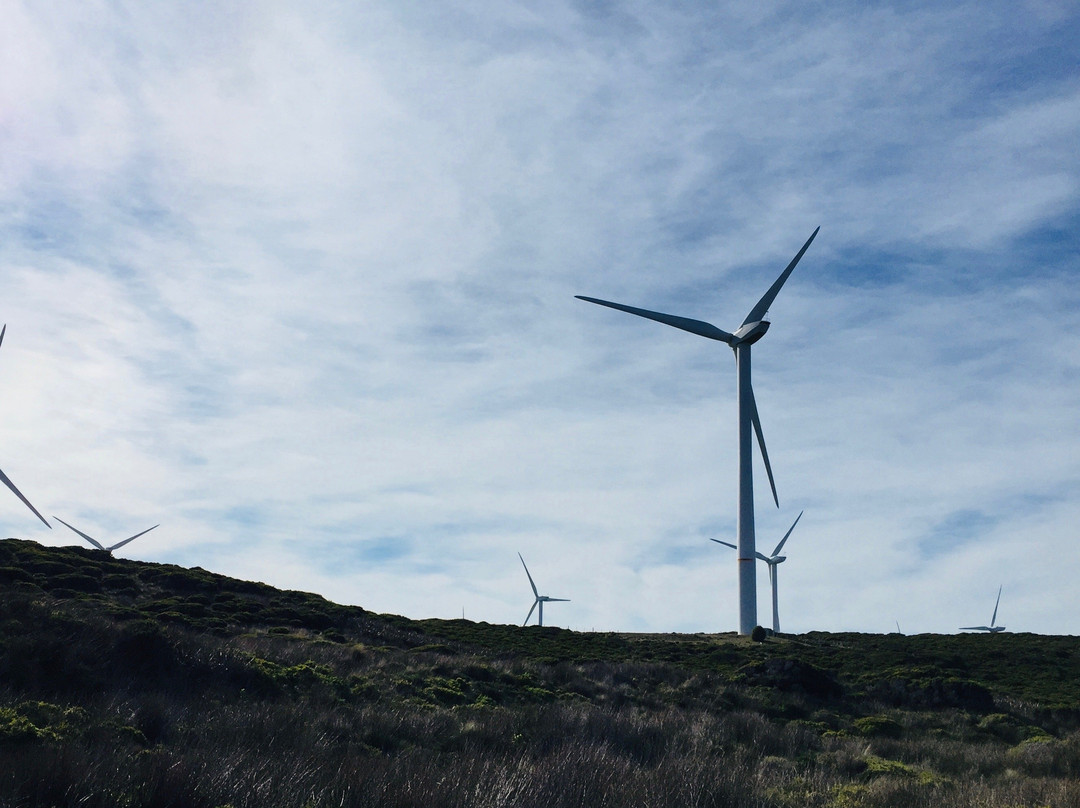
[1,538,1078,807]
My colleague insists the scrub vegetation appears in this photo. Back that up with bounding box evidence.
[2,539,1079,807]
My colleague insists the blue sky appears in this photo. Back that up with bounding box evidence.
[2,1,1078,634]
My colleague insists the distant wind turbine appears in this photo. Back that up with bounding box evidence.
[55,517,159,554]
[518,553,569,627]
[712,510,803,634]
[0,325,51,528]
[960,585,1006,633]
[579,229,819,634]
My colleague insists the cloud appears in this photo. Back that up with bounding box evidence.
[0,1,1078,634]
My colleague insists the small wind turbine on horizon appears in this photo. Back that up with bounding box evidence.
[54,516,159,555]
[518,553,569,627]
[712,510,803,634]
[960,585,1006,633]
[0,325,51,529]
[578,228,819,634]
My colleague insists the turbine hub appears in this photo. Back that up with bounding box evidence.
[731,320,770,346]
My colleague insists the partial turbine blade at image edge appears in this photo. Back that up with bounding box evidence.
[575,297,734,344]
[741,227,820,327]
[0,467,51,528]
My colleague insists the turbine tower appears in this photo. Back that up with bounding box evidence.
[579,229,819,634]
[518,552,569,627]
[55,517,159,555]
[960,585,1006,633]
[0,325,51,528]
[712,510,803,634]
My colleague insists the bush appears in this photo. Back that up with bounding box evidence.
[114,621,177,676]
[4,540,1080,808]
[854,715,903,739]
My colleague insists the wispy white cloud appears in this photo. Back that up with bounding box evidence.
[1,1,1078,635]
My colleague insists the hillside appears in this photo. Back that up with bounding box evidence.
[1,539,1078,807]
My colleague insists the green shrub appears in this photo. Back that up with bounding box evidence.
[862,755,917,778]
[0,702,88,743]
[853,715,903,738]
[0,708,42,743]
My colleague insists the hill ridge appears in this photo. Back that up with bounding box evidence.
[3,538,1080,807]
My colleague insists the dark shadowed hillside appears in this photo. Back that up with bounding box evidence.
[2,539,1079,808]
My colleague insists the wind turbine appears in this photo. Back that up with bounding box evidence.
[711,510,803,634]
[960,585,1006,633]
[579,228,819,634]
[0,324,51,528]
[518,552,569,627]
[54,517,159,555]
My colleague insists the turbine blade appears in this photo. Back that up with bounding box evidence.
[548,598,570,602]
[741,227,819,327]
[575,297,734,344]
[54,516,104,550]
[0,324,5,349]
[960,626,990,631]
[991,585,1002,628]
[755,552,771,562]
[107,524,159,552]
[710,539,737,550]
[518,553,539,598]
[747,383,779,507]
[0,466,51,528]
[524,600,537,626]
[772,511,804,556]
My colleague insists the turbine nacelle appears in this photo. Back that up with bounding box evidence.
[754,551,787,565]
[730,320,770,346]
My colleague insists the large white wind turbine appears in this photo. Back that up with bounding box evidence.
[578,229,819,634]
[960,585,1006,633]
[518,553,569,627]
[712,510,803,634]
[54,517,159,555]
[0,325,51,529]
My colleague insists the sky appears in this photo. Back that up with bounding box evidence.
[1,1,1078,635]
